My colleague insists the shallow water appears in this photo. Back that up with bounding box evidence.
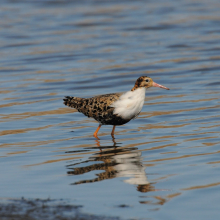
[1,0,220,219]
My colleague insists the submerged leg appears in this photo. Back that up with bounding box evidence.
[93,124,102,139]
[111,125,116,138]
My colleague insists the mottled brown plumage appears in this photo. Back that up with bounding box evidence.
[63,92,130,126]
[63,76,169,138]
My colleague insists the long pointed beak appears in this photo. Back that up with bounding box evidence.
[153,82,170,90]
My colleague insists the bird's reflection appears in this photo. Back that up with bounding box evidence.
[66,138,155,193]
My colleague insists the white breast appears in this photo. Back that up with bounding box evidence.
[111,87,146,120]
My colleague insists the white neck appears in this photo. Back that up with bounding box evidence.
[111,87,146,120]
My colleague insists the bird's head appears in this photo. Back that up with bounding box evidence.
[131,76,169,91]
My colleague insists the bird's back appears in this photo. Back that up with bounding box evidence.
[63,92,130,125]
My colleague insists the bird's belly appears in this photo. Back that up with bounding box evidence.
[94,110,131,125]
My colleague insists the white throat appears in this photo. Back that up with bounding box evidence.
[111,87,146,120]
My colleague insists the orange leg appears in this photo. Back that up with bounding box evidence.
[95,139,102,153]
[93,124,102,139]
[111,125,116,138]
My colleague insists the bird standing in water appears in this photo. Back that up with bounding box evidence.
[63,76,169,139]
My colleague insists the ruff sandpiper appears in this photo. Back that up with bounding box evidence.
[63,76,169,138]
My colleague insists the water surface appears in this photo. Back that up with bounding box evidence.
[0,0,220,219]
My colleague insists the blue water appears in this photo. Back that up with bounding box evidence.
[1,0,220,219]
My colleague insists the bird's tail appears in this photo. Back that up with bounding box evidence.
[63,96,85,109]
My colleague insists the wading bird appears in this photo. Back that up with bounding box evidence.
[63,76,169,139]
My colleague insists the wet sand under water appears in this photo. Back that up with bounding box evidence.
[0,198,120,220]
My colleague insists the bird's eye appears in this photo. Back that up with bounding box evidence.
[146,79,149,82]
